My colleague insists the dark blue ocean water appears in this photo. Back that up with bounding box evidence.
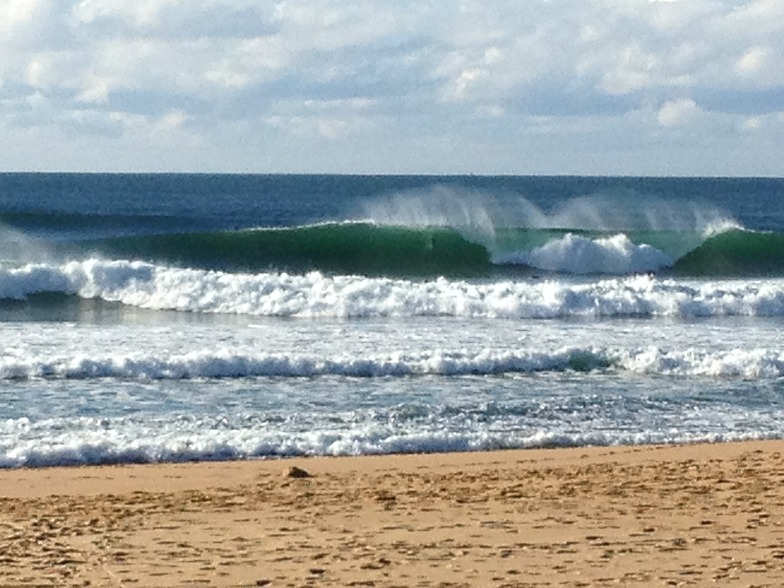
[1,174,784,467]
[2,174,783,238]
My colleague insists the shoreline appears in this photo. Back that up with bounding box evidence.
[2,440,784,586]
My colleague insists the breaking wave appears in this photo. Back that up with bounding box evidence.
[2,346,783,381]
[2,258,784,319]
[55,223,784,278]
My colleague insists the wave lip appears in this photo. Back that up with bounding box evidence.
[12,187,774,278]
[49,209,784,279]
[77,222,491,277]
[673,229,784,276]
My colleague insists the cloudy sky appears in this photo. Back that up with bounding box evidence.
[2,0,783,176]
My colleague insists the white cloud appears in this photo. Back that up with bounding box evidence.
[0,0,55,43]
[657,98,702,128]
[1,0,784,174]
[72,0,167,28]
[740,116,763,132]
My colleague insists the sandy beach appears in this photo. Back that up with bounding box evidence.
[1,441,784,586]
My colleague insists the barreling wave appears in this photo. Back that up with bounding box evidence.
[78,223,492,277]
[500,228,784,277]
[2,258,784,319]
[2,346,783,381]
[672,229,784,276]
[62,220,784,278]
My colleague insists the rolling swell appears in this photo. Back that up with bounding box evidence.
[0,210,197,239]
[69,223,784,278]
[673,230,784,276]
[85,223,492,277]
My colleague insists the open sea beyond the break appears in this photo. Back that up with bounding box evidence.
[1,173,784,467]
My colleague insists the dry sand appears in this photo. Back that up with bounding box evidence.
[2,441,784,587]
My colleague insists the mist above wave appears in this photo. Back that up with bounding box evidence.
[360,186,741,275]
[0,225,52,267]
[362,186,739,237]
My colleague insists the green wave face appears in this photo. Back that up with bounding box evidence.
[90,223,492,277]
[673,230,784,277]
[72,224,784,278]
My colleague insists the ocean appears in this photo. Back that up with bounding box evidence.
[1,173,783,468]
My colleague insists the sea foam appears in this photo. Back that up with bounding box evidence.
[2,258,784,318]
[498,233,674,274]
[0,413,776,468]
[2,346,783,381]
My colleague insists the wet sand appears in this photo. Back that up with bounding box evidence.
[2,441,784,586]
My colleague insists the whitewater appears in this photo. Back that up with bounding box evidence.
[1,173,784,468]
[4,259,784,318]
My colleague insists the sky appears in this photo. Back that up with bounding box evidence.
[1,0,783,176]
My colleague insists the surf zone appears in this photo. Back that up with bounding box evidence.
[2,259,784,319]
[59,222,784,279]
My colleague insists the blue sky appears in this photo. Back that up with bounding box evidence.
[2,0,783,176]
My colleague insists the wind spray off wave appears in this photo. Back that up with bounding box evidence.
[29,188,761,278]
[360,187,746,276]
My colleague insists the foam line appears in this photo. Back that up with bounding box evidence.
[2,259,784,318]
[2,346,783,380]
